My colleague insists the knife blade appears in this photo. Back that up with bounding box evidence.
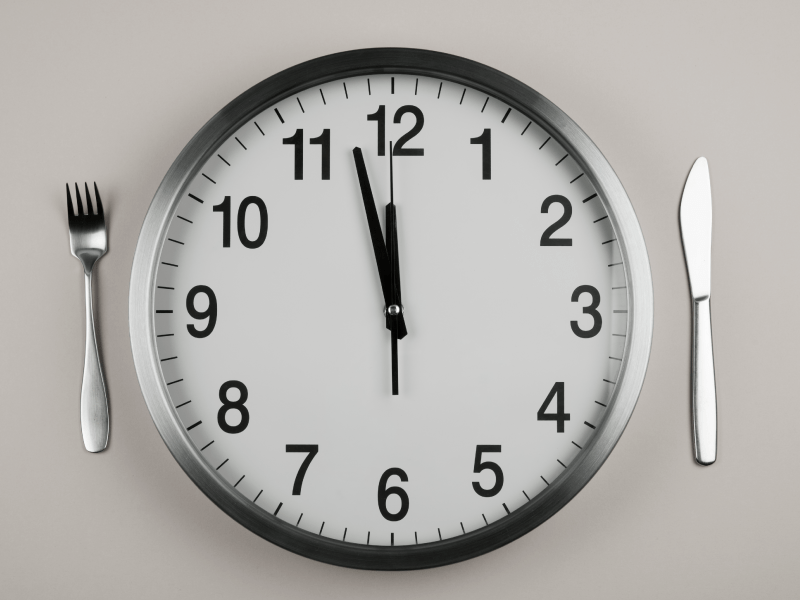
[679,157,717,465]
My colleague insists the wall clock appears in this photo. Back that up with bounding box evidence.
[130,48,653,570]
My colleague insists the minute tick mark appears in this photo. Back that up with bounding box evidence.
[274,108,284,123]
[459,88,466,104]
[167,238,184,245]
[595,401,607,407]
[582,193,598,203]
[166,379,183,386]
[521,121,531,135]
[157,286,174,290]
[217,154,230,166]
[296,513,303,526]
[188,193,203,203]
[175,400,191,408]
[234,475,245,488]
[584,421,596,429]
[319,89,326,105]
[235,137,247,150]
[594,216,608,223]
[274,502,283,515]
[216,458,229,470]
[160,356,177,362]
[161,262,178,267]
[177,215,193,224]
[555,154,568,166]
[502,503,510,515]
[539,136,551,149]
[603,379,616,385]
[501,108,511,123]
[481,97,489,112]
[253,490,263,502]
[437,82,442,98]
[541,476,549,486]
[343,82,348,99]
[202,174,216,184]
[187,420,201,431]
[254,121,264,135]
[602,238,617,245]
[296,98,304,113]
[557,459,567,468]
[570,173,584,184]
[200,440,214,451]
[522,490,531,501]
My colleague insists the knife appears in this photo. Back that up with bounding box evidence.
[679,157,717,465]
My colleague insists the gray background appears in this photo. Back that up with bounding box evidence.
[1,0,797,597]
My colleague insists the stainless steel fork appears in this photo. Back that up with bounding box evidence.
[67,183,109,452]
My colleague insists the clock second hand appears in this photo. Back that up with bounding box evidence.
[386,141,403,395]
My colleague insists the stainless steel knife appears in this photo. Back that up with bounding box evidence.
[679,157,717,465]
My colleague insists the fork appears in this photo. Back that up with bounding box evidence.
[67,183,109,452]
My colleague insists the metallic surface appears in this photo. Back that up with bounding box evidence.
[67,183,110,453]
[129,48,654,569]
[679,158,717,465]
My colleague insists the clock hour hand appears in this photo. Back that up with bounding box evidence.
[352,147,407,338]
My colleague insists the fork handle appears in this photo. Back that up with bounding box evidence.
[691,297,717,465]
[81,269,109,452]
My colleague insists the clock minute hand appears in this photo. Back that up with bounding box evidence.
[352,148,407,337]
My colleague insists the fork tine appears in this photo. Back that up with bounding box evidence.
[84,182,94,215]
[74,183,84,216]
[93,182,104,217]
[66,183,75,219]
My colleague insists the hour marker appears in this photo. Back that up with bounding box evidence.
[320,522,325,535]
[175,400,191,408]
[177,215,193,224]
[438,528,442,540]
[187,420,201,431]
[188,193,203,203]
[539,136,551,149]
[254,121,264,135]
[200,440,214,451]
[502,503,510,515]
[160,356,177,362]
[460,522,466,534]
[541,476,549,486]
[391,77,394,94]
[459,88,466,104]
[235,137,247,150]
[482,514,488,526]
[595,401,607,407]
[296,98,304,113]
[234,475,245,488]
[274,108,284,123]
[555,154,568,166]
[161,261,179,267]
[274,502,283,515]
[253,490,263,502]
[603,379,616,385]
[216,458,229,470]
[166,379,183,386]
[582,193,598,203]
[522,490,531,501]
[481,97,489,112]
[391,532,395,545]
[602,238,616,245]
[594,216,608,223]
[570,173,584,184]
[157,286,174,290]
[217,154,230,166]
[319,89,326,105]
[584,421,596,429]
[155,310,173,314]
[296,513,303,526]
[342,82,348,99]
[202,173,216,184]
[572,441,583,449]
[167,238,184,245]
[557,459,567,468]
[437,82,442,98]
[521,121,531,135]
[501,108,511,123]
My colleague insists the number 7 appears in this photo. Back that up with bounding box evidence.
[286,445,319,495]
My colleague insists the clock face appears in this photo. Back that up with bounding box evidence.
[131,49,652,569]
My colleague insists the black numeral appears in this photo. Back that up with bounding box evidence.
[470,129,491,179]
[367,105,425,157]
[282,129,303,180]
[286,445,319,495]
[367,106,386,156]
[377,468,409,522]
[186,285,217,338]
[393,105,424,156]
[213,196,268,249]
[540,195,572,246]
[217,380,249,434]
[537,382,570,432]
[472,445,503,497]
[571,285,602,338]
[309,129,331,180]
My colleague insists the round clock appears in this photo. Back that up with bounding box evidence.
[130,48,653,570]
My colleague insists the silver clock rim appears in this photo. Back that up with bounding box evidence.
[129,47,653,570]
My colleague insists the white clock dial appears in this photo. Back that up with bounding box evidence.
[131,48,652,569]
[153,73,625,546]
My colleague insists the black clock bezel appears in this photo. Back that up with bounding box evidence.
[129,47,653,570]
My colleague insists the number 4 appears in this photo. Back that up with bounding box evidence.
[537,382,570,432]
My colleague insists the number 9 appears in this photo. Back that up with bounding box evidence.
[186,285,217,338]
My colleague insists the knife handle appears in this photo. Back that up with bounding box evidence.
[691,297,717,465]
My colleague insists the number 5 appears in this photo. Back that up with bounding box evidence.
[472,445,504,497]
